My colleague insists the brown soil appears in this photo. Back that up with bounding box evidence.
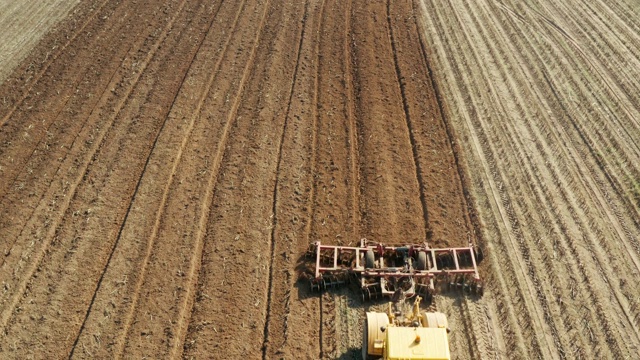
[1,0,638,359]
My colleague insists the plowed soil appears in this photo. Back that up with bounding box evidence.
[1,0,639,359]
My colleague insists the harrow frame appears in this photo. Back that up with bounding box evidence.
[308,239,482,301]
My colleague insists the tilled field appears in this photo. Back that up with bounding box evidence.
[0,0,638,359]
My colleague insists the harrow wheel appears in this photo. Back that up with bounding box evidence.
[365,250,375,269]
[416,251,427,270]
[474,246,484,263]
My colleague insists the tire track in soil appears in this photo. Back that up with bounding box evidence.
[302,1,339,358]
[0,48,131,270]
[260,1,308,358]
[0,0,127,205]
[0,0,190,336]
[110,0,243,356]
[167,2,271,354]
[0,1,192,261]
[346,14,365,354]
[314,2,329,354]
[419,1,547,357]
[116,1,272,357]
[444,2,558,356]
[415,7,516,359]
[532,0,640,263]
[0,1,152,231]
[418,0,640,357]
[494,0,640,351]
[458,2,576,354]
[333,0,472,358]
[409,0,482,251]
[0,2,204,358]
[463,1,625,353]
[0,2,209,358]
[254,0,326,357]
[0,0,111,129]
[410,2,495,354]
[448,3,575,357]
[525,0,640,206]
[345,0,360,244]
[352,0,426,260]
[389,2,484,358]
[67,0,222,357]
[385,0,430,241]
[332,2,365,349]
[496,0,640,351]
[526,0,640,147]
[521,2,640,242]
[312,1,392,358]
[68,1,257,356]
[387,1,453,354]
[182,0,318,358]
[471,2,608,355]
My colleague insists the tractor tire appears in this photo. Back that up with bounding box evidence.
[363,312,389,360]
[421,311,449,330]
[474,246,484,263]
[416,251,427,270]
[365,250,375,269]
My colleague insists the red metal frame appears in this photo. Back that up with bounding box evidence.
[310,239,481,299]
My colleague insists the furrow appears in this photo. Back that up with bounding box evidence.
[166,0,272,357]
[0,49,130,269]
[178,0,312,358]
[445,1,555,356]
[260,0,308,357]
[67,0,224,357]
[476,0,634,356]
[411,0,482,248]
[385,0,430,240]
[0,0,188,332]
[500,0,640,343]
[0,1,154,247]
[422,0,547,356]
[345,0,359,242]
[0,0,112,128]
[111,1,244,357]
[458,2,591,356]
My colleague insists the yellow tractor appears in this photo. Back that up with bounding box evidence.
[307,239,482,359]
[362,296,450,360]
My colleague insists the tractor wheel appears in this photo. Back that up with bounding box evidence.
[474,246,484,263]
[365,250,375,269]
[362,312,388,359]
[421,311,449,330]
[416,251,427,270]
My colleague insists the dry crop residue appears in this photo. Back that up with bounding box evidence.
[0,0,81,83]
[418,0,640,358]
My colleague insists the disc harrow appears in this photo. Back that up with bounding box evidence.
[308,239,482,301]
